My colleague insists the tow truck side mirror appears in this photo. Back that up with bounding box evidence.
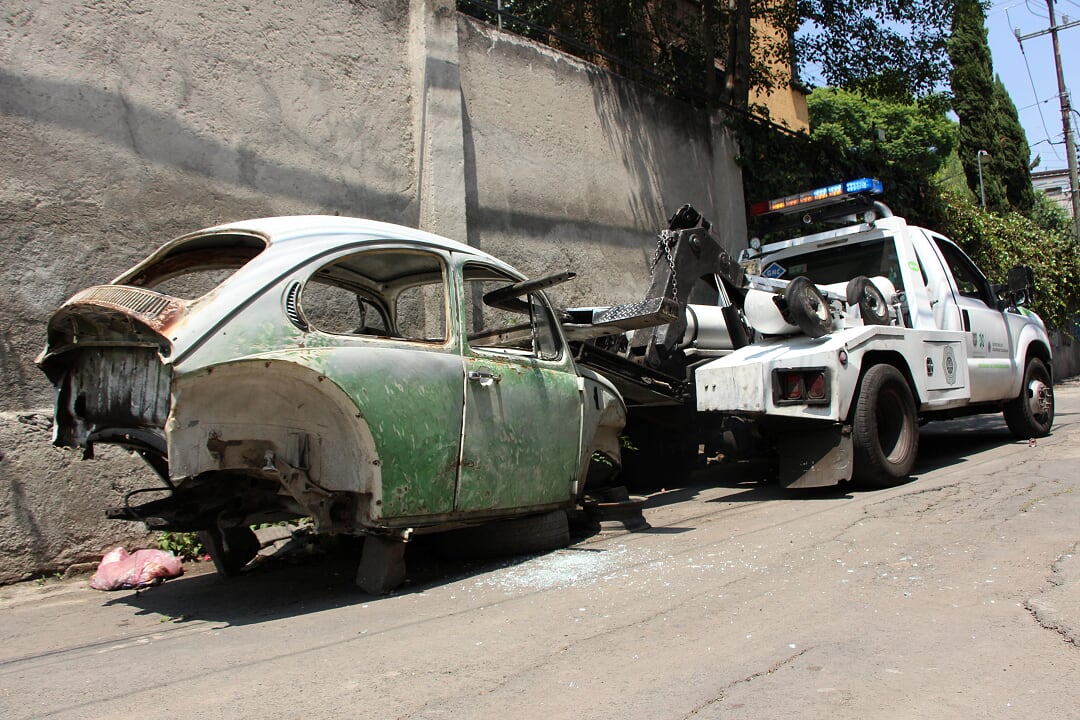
[1003,264,1035,308]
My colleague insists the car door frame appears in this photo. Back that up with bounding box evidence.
[452,256,584,515]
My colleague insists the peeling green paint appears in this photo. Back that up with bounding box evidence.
[259,344,465,518]
[458,356,581,511]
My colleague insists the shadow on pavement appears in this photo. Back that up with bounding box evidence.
[915,414,1019,473]
[103,414,1032,627]
[103,537,553,627]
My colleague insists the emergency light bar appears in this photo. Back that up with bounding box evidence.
[749,178,883,217]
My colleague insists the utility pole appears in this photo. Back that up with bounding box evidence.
[977,149,990,209]
[1017,1,1080,242]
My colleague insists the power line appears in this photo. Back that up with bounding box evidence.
[1023,0,1050,20]
[1012,8,1066,161]
[987,0,1035,16]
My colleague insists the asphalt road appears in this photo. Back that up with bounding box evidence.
[2,384,1078,720]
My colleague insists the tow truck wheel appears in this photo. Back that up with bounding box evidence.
[846,276,890,326]
[1003,357,1054,438]
[198,525,261,577]
[852,364,918,488]
[785,276,832,338]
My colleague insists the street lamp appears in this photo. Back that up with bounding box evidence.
[977,150,990,210]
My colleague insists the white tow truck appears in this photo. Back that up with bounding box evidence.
[572,179,1056,490]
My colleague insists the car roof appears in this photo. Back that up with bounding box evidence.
[196,215,481,256]
[113,215,525,297]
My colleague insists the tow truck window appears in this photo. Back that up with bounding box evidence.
[777,239,904,290]
[932,238,993,306]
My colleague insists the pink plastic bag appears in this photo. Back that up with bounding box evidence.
[89,547,184,590]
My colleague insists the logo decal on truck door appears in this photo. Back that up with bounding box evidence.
[943,345,957,385]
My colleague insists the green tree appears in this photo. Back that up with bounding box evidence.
[796,0,954,101]
[460,1,954,109]
[722,0,954,108]
[991,77,1035,212]
[806,88,956,220]
[948,0,1034,213]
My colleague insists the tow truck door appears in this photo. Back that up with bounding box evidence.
[928,237,1013,402]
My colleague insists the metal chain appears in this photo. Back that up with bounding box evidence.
[650,230,679,304]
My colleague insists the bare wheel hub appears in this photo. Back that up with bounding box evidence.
[1028,378,1053,419]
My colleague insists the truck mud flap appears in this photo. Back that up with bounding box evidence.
[779,424,853,489]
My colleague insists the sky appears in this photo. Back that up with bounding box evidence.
[986,0,1080,173]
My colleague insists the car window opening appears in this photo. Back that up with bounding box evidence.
[462,264,562,360]
[302,249,448,342]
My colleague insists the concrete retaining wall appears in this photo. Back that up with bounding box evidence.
[1051,331,1080,381]
[0,0,745,582]
[456,18,745,308]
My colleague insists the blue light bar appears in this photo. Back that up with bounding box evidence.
[750,178,884,216]
[843,178,883,194]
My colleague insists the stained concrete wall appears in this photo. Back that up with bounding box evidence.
[1,0,419,412]
[0,0,746,582]
[456,18,746,309]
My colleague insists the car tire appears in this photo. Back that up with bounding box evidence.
[852,364,918,488]
[437,509,570,560]
[1003,357,1054,438]
[198,525,261,577]
[846,276,890,325]
[785,276,832,338]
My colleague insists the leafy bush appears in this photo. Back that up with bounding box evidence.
[738,88,956,226]
[933,191,1080,330]
[156,532,205,561]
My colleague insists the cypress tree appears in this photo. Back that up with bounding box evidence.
[992,76,1035,211]
[949,0,1034,213]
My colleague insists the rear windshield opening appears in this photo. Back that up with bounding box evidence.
[117,233,268,299]
[775,239,905,291]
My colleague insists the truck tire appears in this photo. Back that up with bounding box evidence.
[846,276,890,326]
[852,364,918,488]
[785,277,832,338]
[1003,357,1054,438]
[198,525,261,577]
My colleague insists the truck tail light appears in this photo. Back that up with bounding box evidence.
[773,368,829,406]
[782,373,805,401]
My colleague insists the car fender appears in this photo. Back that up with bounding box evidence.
[1007,311,1054,395]
[167,358,383,521]
[577,366,627,490]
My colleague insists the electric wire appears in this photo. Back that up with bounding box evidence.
[1008,6,1066,162]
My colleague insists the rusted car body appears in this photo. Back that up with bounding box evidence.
[38,217,625,575]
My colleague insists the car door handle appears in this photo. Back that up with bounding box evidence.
[468,369,501,386]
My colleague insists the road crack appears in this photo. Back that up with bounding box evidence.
[680,647,812,717]
[1024,543,1080,648]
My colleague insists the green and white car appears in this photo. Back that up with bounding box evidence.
[38,217,625,590]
